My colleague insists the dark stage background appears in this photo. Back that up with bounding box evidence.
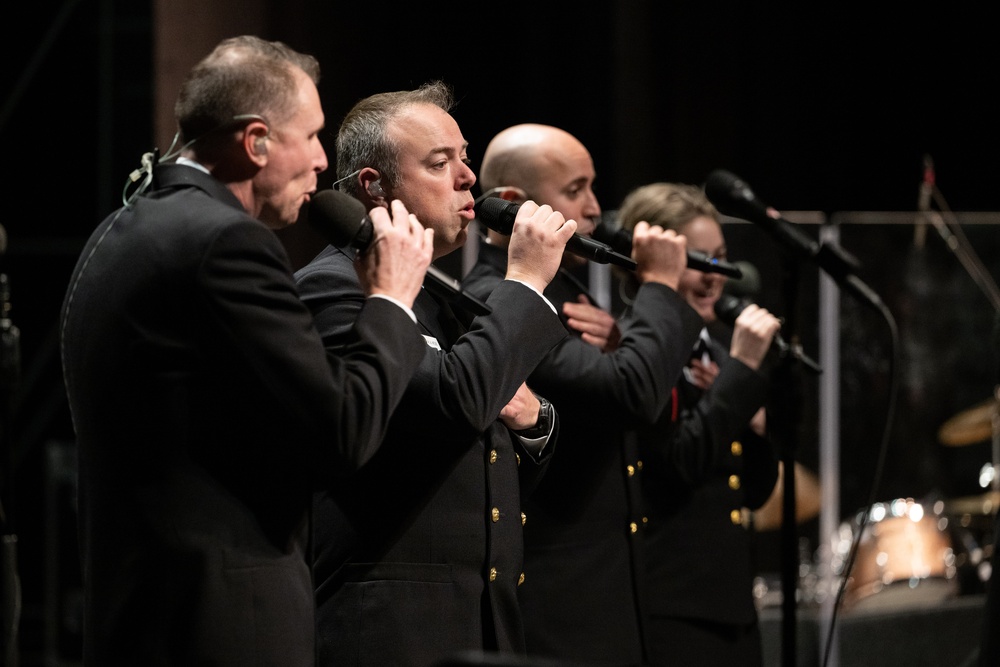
[2,1,999,663]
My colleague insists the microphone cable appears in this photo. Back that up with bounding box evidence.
[819,293,900,667]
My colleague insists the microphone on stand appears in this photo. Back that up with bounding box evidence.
[704,169,883,308]
[308,189,492,316]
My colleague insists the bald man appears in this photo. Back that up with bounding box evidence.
[463,124,704,665]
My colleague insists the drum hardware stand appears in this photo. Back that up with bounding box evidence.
[992,388,999,497]
[917,156,1000,313]
[987,391,1000,588]
[920,154,1000,591]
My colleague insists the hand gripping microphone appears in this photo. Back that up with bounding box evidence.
[714,293,822,375]
[474,197,637,270]
[309,189,491,316]
[592,222,744,278]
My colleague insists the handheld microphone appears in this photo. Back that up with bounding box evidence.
[714,293,822,375]
[474,197,637,270]
[704,169,883,308]
[308,188,375,249]
[308,189,491,316]
[592,222,744,278]
[724,261,762,299]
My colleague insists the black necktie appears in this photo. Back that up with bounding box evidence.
[423,290,466,352]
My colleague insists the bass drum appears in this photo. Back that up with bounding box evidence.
[833,498,958,612]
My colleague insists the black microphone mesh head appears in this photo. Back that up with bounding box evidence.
[723,261,762,299]
[591,221,615,246]
[993,309,1000,385]
[704,169,764,221]
[308,189,371,249]
[705,169,739,189]
[592,219,633,256]
[713,293,749,326]
[474,197,517,235]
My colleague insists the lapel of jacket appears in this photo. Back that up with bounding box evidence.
[413,289,466,352]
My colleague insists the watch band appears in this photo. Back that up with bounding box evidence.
[514,396,552,439]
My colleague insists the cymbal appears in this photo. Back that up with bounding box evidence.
[938,398,997,447]
[749,462,822,531]
[943,490,1000,516]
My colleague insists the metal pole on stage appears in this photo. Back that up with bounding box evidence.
[817,226,842,667]
[0,270,21,667]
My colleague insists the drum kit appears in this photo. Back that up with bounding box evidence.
[750,395,1000,613]
[832,396,999,611]
[749,461,822,532]
[938,396,1000,526]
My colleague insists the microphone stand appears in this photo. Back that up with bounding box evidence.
[773,243,879,667]
[767,248,809,667]
[704,170,886,666]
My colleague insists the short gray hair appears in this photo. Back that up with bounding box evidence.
[174,35,321,147]
[335,81,454,198]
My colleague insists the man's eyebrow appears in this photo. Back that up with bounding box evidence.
[424,143,469,159]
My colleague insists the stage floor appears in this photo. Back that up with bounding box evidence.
[760,593,985,667]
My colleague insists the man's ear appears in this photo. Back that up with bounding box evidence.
[359,167,387,205]
[243,122,270,165]
[498,186,528,202]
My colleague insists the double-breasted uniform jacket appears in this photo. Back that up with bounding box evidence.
[59,164,427,666]
[462,242,703,666]
[639,320,779,662]
[294,242,567,666]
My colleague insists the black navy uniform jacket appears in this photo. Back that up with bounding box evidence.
[60,163,427,666]
[639,320,779,655]
[295,242,567,667]
[462,241,703,666]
